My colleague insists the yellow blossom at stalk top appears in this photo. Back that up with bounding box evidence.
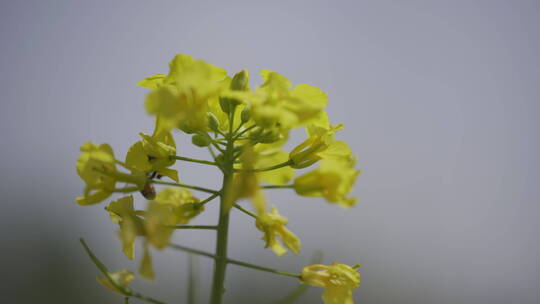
[97,269,134,294]
[255,207,301,256]
[302,263,361,304]
[225,70,328,131]
[294,158,360,208]
[76,142,117,205]
[142,54,230,133]
[125,118,179,182]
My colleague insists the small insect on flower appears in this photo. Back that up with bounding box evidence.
[140,182,157,200]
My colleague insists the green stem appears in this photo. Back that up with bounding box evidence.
[169,244,301,279]
[149,180,219,194]
[172,225,217,230]
[196,193,220,208]
[233,125,256,140]
[209,107,236,304]
[208,146,218,161]
[234,160,293,172]
[232,120,245,136]
[212,142,226,153]
[211,139,228,146]
[262,184,294,190]
[113,186,140,193]
[79,239,166,304]
[170,155,218,167]
[233,204,257,219]
[129,291,167,304]
[169,243,218,259]
[227,259,301,279]
[187,255,198,304]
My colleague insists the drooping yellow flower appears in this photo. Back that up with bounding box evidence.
[106,195,178,279]
[293,158,360,208]
[125,118,178,182]
[97,269,134,294]
[106,197,174,253]
[105,196,144,260]
[302,263,361,304]
[143,54,230,133]
[154,188,203,225]
[255,207,301,256]
[139,244,155,280]
[228,145,267,214]
[136,198,179,280]
[144,201,177,249]
[76,142,117,205]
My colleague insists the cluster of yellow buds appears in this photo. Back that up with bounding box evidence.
[76,54,361,304]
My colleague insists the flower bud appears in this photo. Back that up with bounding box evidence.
[230,69,249,91]
[220,70,249,113]
[250,128,281,144]
[191,133,211,147]
[207,113,220,133]
[241,107,251,124]
[289,139,325,169]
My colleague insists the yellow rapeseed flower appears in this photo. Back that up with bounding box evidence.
[106,195,178,279]
[143,54,230,133]
[289,113,355,169]
[228,145,266,214]
[224,70,327,131]
[139,244,155,280]
[293,158,360,208]
[76,142,117,205]
[301,263,361,304]
[255,70,328,129]
[125,118,178,182]
[97,269,134,294]
[154,188,204,225]
[255,207,301,256]
[253,141,295,185]
[144,201,177,249]
[105,196,144,260]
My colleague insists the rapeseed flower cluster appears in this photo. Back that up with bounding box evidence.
[76,54,361,304]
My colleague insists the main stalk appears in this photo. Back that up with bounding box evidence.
[209,109,236,304]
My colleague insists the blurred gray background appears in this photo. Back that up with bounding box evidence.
[1,1,539,303]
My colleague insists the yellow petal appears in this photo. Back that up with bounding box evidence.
[138,74,166,89]
[97,269,134,294]
[139,246,155,280]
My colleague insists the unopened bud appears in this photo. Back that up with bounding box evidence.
[230,69,249,91]
[192,133,211,147]
[207,113,220,133]
[258,129,281,144]
[241,107,251,124]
